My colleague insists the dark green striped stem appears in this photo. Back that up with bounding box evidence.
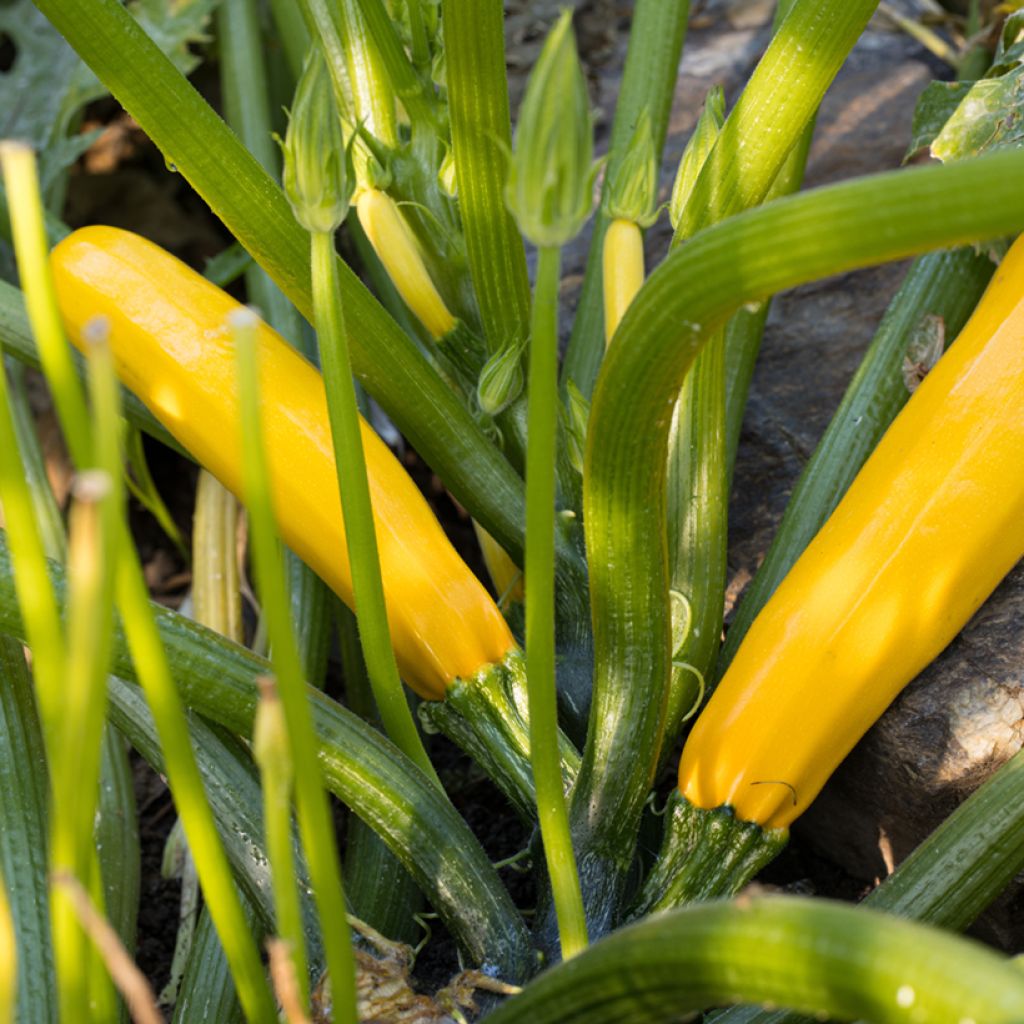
[664,1,817,750]
[568,0,880,935]
[338,606,423,945]
[420,654,581,822]
[106,677,321,962]
[629,794,786,917]
[580,148,1024,939]
[0,637,56,1023]
[663,330,726,748]
[722,119,816,481]
[0,537,534,980]
[561,0,691,398]
[172,908,247,1024]
[484,895,1024,1024]
[442,0,530,354]
[711,743,1024,1024]
[718,245,995,671]
[31,0,587,590]
[96,728,140,956]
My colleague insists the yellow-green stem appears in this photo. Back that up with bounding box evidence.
[114,537,277,1024]
[527,245,587,960]
[233,308,357,1024]
[310,229,440,787]
[0,143,90,467]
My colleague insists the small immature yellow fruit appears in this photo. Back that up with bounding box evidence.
[356,189,456,340]
[602,218,645,346]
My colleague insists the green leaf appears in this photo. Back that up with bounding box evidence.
[0,0,219,186]
[906,80,973,158]
[931,65,1024,162]
[908,11,1024,163]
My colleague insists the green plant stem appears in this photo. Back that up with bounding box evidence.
[718,245,995,672]
[311,230,439,785]
[300,0,398,148]
[353,0,436,129]
[50,336,123,1022]
[441,0,530,353]
[675,0,879,238]
[235,309,357,1024]
[268,0,310,81]
[113,539,277,1024]
[218,0,336,682]
[0,637,55,1023]
[338,607,424,944]
[561,0,691,398]
[0,142,91,468]
[253,684,310,1011]
[664,19,817,745]
[526,245,587,960]
[722,123,815,478]
[31,0,588,593]
[483,895,1024,1024]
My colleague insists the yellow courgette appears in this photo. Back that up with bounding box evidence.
[602,218,645,346]
[636,232,1024,914]
[355,188,456,341]
[50,225,513,702]
[680,231,1024,829]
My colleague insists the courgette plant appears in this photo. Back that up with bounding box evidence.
[2,0,1024,1021]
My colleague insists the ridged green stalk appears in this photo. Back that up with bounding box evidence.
[484,896,1024,1024]
[441,0,530,353]
[711,743,1024,1024]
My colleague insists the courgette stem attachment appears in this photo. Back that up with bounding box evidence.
[631,794,787,916]
[421,653,580,822]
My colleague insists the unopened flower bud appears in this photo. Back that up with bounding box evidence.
[505,10,596,247]
[476,341,525,415]
[279,50,353,234]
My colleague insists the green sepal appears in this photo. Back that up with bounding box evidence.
[604,108,658,227]
[630,792,788,917]
[419,651,580,821]
[669,86,725,235]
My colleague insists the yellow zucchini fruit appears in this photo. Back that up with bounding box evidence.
[50,225,515,701]
[602,217,645,346]
[680,232,1024,830]
[355,188,456,340]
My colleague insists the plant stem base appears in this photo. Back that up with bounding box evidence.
[631,792,787,917]
[419,651,580,821]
